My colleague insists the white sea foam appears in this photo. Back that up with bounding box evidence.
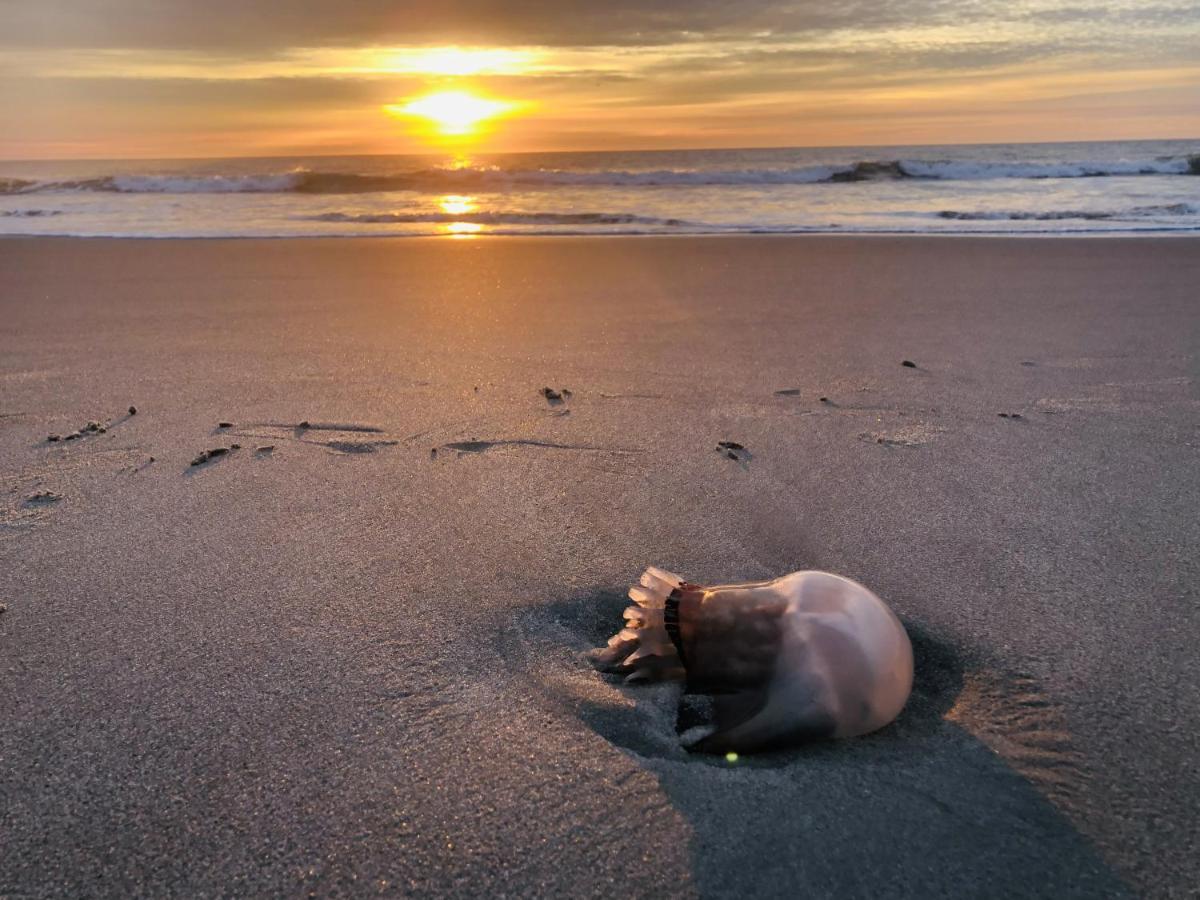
[108,173,303,193]
[935,203,1200,221]
[901,158,1194,180]
[3,142,1197,237]
[4,154,1196,196]
[308,211,689,226]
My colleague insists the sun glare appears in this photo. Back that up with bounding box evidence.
[439,195,476,215]
[386,90,516,137]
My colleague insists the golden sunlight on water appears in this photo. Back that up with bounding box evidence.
[439,195,476,216]
[438,195,481,236]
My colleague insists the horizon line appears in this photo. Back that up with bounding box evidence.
[2,135,1198,165]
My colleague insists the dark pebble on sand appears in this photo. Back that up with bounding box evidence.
[298,421,311,429]
[430,448,438,458]
[775,388,802,396]
[129,406,137,415]
[717,441,745,450]
[27,490,62,503]
[230,443,241,450]
[47,435,60,442]
[64,433,79,441]
[0,603,6,615]
[902,360,917,368]
[542,387,563,402]
[819,397,830,403]
[725,450,739,460]
[218,422,233,429]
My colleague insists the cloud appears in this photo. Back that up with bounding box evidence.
[2,0,1197,156]
[0,0,1135,50]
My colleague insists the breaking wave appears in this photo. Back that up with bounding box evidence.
[4,154,1198,195]
[936,203,1200,221]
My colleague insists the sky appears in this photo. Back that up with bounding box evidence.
[1,0,1198,159]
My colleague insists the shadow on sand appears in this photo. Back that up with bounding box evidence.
[509,589,1131,899]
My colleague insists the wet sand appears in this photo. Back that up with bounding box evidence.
[1,235,1197,897]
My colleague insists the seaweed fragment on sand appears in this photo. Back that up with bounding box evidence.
[190,447,231,466]
[716,440,751,464]
[53,415,119,442]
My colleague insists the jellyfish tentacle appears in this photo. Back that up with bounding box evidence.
[587,566,687,681]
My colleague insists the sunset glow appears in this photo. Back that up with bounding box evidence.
[389,47,538,77]
[439,195,477,215]
[386,91,518,138]
[2,2,1198,158]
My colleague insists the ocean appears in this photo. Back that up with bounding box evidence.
[2,140,1198,238]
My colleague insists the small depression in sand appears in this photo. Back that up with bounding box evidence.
[437,439,641,457]
[500,588,1120,895]
[860,423,946,447]
[507,587,1081,778]
[320,439,399,455]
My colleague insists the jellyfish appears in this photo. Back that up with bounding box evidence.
[590,567,913,753]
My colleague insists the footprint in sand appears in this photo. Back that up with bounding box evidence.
[1,486,63,536]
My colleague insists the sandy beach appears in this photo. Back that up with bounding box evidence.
[1,235,1196,897]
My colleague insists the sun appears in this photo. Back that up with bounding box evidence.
[386,90,516,137]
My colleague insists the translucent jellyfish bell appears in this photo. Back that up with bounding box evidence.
[590,567,914,753]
